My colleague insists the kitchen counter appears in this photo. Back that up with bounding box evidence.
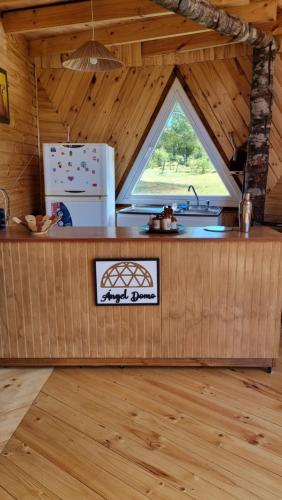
[0,225,280,241]
[0,225,281,368]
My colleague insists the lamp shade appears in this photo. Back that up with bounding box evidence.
[62,40,124,72]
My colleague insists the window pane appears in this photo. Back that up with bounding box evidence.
[132,103,230,196]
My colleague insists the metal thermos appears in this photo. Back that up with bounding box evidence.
[239,192,252,233]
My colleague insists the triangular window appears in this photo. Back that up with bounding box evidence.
[117,78,240,206]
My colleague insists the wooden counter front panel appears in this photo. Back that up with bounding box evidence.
[0,240,281,360]
[161,241,282,359]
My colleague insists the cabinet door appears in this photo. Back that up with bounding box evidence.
[116,213,148,227]
[176,215,220,227]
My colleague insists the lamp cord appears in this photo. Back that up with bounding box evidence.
[91,0,95,40]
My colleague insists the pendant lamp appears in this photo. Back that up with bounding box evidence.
[62,0,124,72]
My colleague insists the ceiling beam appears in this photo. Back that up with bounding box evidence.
[142,31,237,56]
[28,0,278,57]
[142,22,282,56]
[29,15,209,57]
[0,0,250,10]
[0,0,63,10]
[2,0,273,34]
[2,0,165,33]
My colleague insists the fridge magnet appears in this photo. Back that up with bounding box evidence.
[94,259,160,306]
[50,147,56,152]
[0,68,10,124]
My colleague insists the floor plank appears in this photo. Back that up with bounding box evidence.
[0,368,52,452]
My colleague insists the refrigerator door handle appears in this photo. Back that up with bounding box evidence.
[64,190,86,193]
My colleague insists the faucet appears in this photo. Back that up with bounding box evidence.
[187,185,199,207]
[0,189,10,226]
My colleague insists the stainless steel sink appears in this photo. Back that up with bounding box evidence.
[174,206,222,216]
[119,206,164,214]
[118,205,222,216]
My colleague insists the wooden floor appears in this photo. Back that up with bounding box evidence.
[0,355,282,499]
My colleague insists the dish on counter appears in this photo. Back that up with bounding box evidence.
[139,224,185,234]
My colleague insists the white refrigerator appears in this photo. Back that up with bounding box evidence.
[43,143,115,227]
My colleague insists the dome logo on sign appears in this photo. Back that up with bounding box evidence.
[101,261,153,289]
[95,259,159,306]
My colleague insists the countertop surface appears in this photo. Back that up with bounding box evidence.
[0,225,281,242]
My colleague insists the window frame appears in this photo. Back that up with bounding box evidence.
[116,78,241,207]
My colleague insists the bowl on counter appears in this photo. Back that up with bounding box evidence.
[12,214,60,235]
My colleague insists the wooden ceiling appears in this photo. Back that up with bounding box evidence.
[0,0,281,60]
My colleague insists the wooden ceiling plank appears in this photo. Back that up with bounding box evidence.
[2,0,273,34]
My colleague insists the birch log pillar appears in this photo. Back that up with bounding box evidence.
[152,0,279,222]
[246,44,277,222]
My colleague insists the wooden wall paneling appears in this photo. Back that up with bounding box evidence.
[236,55,282,192]
[89,70,133,142]
[37,86,67,143]
[194,62,247,142]
[113,66,174,188]
[212,60,250,130]
[69,71,116,141]
[33,53,63,69]
[75,69,129,144]
[109,43,142,67]
[98,67,151,144]
[0,30,40,217]
[44,69,74,118]
[178,64,233,159]
[265,178,282,221]
[181,63,239,161]
[54,72,93,130]
[36,68,55,92]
